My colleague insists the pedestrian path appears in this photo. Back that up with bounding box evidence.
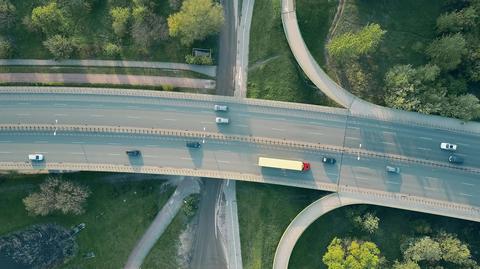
[0,73,216,89]
[0,59,217,77]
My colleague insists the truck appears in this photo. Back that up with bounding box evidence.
[258,157,310,171]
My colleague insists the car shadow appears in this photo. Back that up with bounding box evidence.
[128,154,144,171]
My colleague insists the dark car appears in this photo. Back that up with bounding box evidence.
[322,157,336,164]
[126,150,141,157]
[448,154,464,164]
[186,141,201,148]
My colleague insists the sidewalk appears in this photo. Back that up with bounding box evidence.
[0,59,217,77]
[124,177,200,269]
[0,73,216,89]
[222,180,243,269]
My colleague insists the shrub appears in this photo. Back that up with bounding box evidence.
[0,37,13,58]
[185,54,213,65]
[103,42,121,57]
[43,35,74,59]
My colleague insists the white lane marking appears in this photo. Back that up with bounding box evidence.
[164,108,178,112]
[271,128,285,131]
[381,141,395,145]
[107,142,119,145]
[143,155,157,158]
[127,116,141,119]
[237,124,248,128]
[419,136,433,140]
[34,141,48,143]
[200,121,214,124]
[460,193,473,197]
[164,118,177,121]
[386,180,400,185]
[16,113,31,116]
[0,151,12,154]
[382,131,395,135]
[71,152,84,155]
[218,160,230,164]
[0,141,12,143]
[348,126,360,130]
[423,186,437,191]
[181,157,192,160]
[127,105,139,109]
[145,145,159,147]
[356,176,370,181]
[417,147,431,151]
[108,153,120,156]
[326,173,337,177]
[425,176,439,181]
[54,103,67,107]
[461,182,475,186]
[90,114,104,117]
[71,141,84,144]
[457,142,470,147]
[346,136,360,140]
[18,102,30,105]
[54,113,68,116]
[309,132,324,135]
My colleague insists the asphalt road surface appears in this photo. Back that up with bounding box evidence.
[0,131,478,207]
[1,92,479,167]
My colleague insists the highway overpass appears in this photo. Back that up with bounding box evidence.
[1,87,479,221]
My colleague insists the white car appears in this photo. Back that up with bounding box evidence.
[215,117,229,124]
[28,154,44,161]
[214,105,228,111]
[440,143,457,151]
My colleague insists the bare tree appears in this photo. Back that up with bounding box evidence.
[23,177,90,216]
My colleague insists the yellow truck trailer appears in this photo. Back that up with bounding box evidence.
[258,157,310,171]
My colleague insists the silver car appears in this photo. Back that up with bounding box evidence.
[386,165,400,174]
[440,143,457,151]
[214,105,228,111]
[215,117,229,124]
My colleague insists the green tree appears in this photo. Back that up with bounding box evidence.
[327,23,386,61]
[438,233,472,265]
[103,42,121,56]
[322,238,381,269]
[441,94,480,121]
[392,261,421,269]
[403,236,442,263]
[0,0,15,30]
[110,7,130,38]
[31,2,70,36]
[43,35,74,59]
[323,238,345,269]
[436,7,478,33]
[353,212,380,234]
[167,0,224,46]
[426,33,467,71]
[0,36,12,58]
[23,177,90,216]
[384,64,446,114]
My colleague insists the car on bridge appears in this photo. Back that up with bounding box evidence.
[186,141,201,148]
[126,150,141,157]
[214,104,228,111]
[440,143,457,151]
[28,154,44,162]
[215,117,229,124]
[386,165,400,174]
[448,154,464,164]
[321,157,336,164]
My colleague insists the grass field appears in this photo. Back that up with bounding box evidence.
[247,0,335,105]
[0,172,175,269]
[289,205,480,268]
[5,0,217,62]
[0,66,211,79]
[237,182,325,269]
